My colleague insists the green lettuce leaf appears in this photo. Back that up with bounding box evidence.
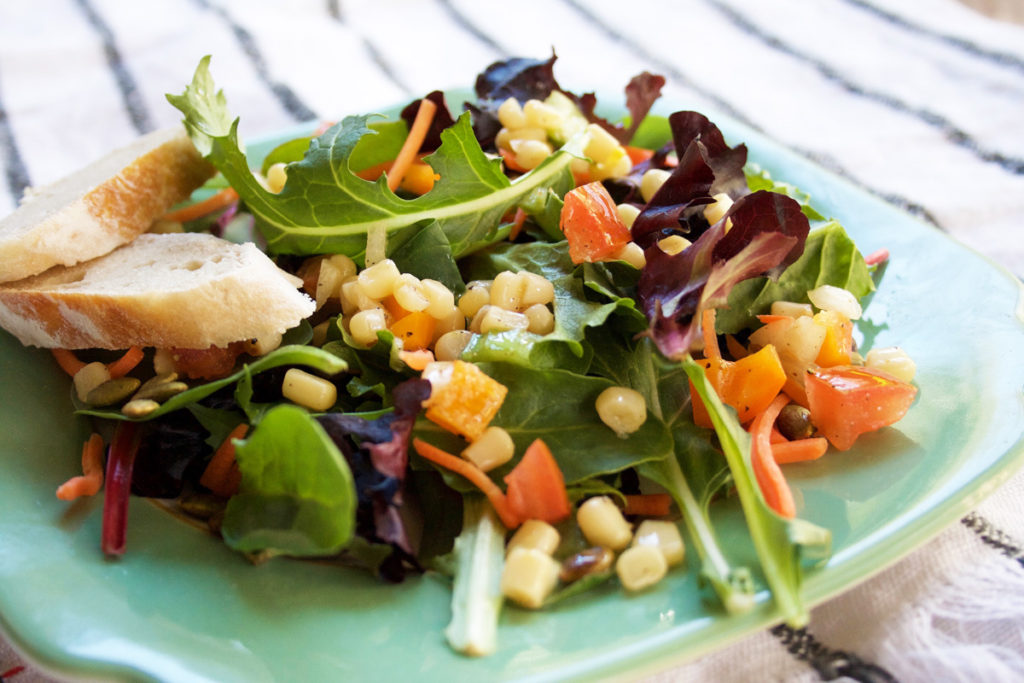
[168,57,586,260]
[717,221,874,334]
[221,404,357,557]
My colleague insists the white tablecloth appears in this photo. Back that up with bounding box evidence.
[1,1,1022,681]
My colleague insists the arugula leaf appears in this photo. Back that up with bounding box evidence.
[716,221,874,334]
[168,57,586,260]
[222,404,357,557]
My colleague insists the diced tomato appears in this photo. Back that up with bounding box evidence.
[559,181,632,264]
[805,365,917,451]
[504,439,571,524]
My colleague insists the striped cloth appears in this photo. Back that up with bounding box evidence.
[1,1,1022,681]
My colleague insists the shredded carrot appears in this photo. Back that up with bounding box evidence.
[701,308,721,363]
[388,98,437,192]
[51,349,86,376]
[398,348,435,371]
[200,423,248,498]
[749,394,797,518]
[106,347,144,379]
[622,493,673,517]
[56,433,105,501]
[508,207,528,241]
[624,145,655,166]
[161,187,239,223]
[772,437,829,464]
[756,314,791,325]
[725,334,748,360]
[412,438,520,528]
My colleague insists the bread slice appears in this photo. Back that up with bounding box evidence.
[0,233,315,350]
[0,126,215,284]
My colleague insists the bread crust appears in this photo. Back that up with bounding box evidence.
[0,234,315,350]
[0,127,214,283]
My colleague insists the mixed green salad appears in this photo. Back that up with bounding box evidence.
[55,54,919,657]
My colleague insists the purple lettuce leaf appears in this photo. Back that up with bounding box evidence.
[316,378,431,577]
[638,190,810,359]
[577,71,666,145]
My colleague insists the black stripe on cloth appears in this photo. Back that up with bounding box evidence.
[558,0,944,229]
[434,0,511,57]
[71,0,154,134]
[842,0,1024,76]
[0,75,31,204]
[323,4,414,96]
[705,0,1024,176]
[193,0,318,122]
[961,512,1024,569]
[772,625,898,682]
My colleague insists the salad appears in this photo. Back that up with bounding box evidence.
[51,54,917,657]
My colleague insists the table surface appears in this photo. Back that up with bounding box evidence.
[1,1,1022,681]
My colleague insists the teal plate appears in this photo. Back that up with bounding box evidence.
[2,95,1023,682]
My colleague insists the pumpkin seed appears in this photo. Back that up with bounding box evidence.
[121,398,160,418]
[85,377,141,407]
[133,380,188,403]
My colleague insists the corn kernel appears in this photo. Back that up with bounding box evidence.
[357,258,401,300]
[771,301,814,318]
[490,271,525,311]
[523,99,562,129]
[657,235,691,256]
[349,308,388,346]
[495,127,513,151]
[509,126,548,142]
[703,192,734,225]
[577,496,632,550]
[458,283,491,318]
[434,329,474,361]
[246,331,282,357]
[73,362,111,403]
[865,346,917,382]
[616,544,668,591]
[524,303,554,335]
[282,368,337,412]
[420,279,456,319]
[477,306,530,334]
[394,274,429,313]
[432,306,467,341]
[584,123,620,164]
[595,386,647,438]
[616,203,641,229]
[519,272,554,307]
[328,254,357,280]
[632,520,685,567]
[462,425,515,472]
[341,277,380,312]
[501,547,561,609]
[153,348,175,376]
[506,519,560,556]
[512,139,553,170]
[808,284,862,320]
[640,169,672,203]
[497,97,527,129]
[266,162,288,193]
[614,242,646,269]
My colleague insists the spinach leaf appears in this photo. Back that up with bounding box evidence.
[221,404,357,557]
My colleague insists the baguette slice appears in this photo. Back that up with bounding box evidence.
[0,233,315,350]
[0,126,215,283]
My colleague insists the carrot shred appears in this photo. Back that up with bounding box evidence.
[772,437,829,464]
[750,394,797,518]
[622,493,673,517]
[51,349,86,376]
[701,308,721,363]
[725,334,748,360]
[200,423,248,498]
[398,349,435,371]
[56,433,105,501]
[624,145,655,166]
[106,346,144,379]
[388,98,437,192]
[161,187,239,223]
[412,438,520,528]
[508,207,527,241]
[756,314,791,325]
